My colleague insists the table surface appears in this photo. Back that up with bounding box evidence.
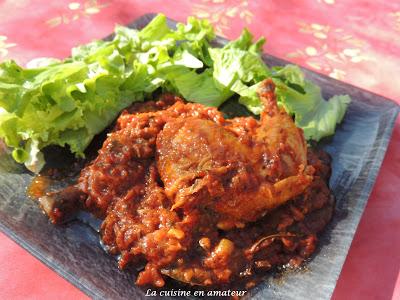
[0,1,399,299]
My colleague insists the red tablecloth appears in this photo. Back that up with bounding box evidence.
[0,1,399,299]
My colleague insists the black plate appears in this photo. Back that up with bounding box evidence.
[0,14,398,300]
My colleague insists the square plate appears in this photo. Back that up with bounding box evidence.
[0,14,398,300]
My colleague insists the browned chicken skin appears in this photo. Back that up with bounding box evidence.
[157,80,313,228]
[77,95,225,218]
[36,79,334,288]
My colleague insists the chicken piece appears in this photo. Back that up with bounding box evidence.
[77,97,226,217]
[33,80,335,288]
[157,79,313,227]
[254,79,308,180]
[37,96,227,223]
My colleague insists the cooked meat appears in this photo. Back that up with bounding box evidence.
[77,95,225,218]
[157,80,313,228]
[33,79,335,288]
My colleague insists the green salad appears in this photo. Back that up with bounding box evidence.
[0,14,350,172]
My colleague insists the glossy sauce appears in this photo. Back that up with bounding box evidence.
[27,175,51,199]
[30,95,335,289]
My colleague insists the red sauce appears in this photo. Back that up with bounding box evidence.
[34,93,335,288]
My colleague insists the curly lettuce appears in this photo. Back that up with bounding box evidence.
[0,13,350,172]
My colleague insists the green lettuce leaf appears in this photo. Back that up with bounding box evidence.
[238,64,351,140]
[274,79,351,140]
[209,29,268,88]
[161,66,232,106]
[0,13,350,172]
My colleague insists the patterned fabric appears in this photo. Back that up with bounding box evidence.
[0,1,399,299]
